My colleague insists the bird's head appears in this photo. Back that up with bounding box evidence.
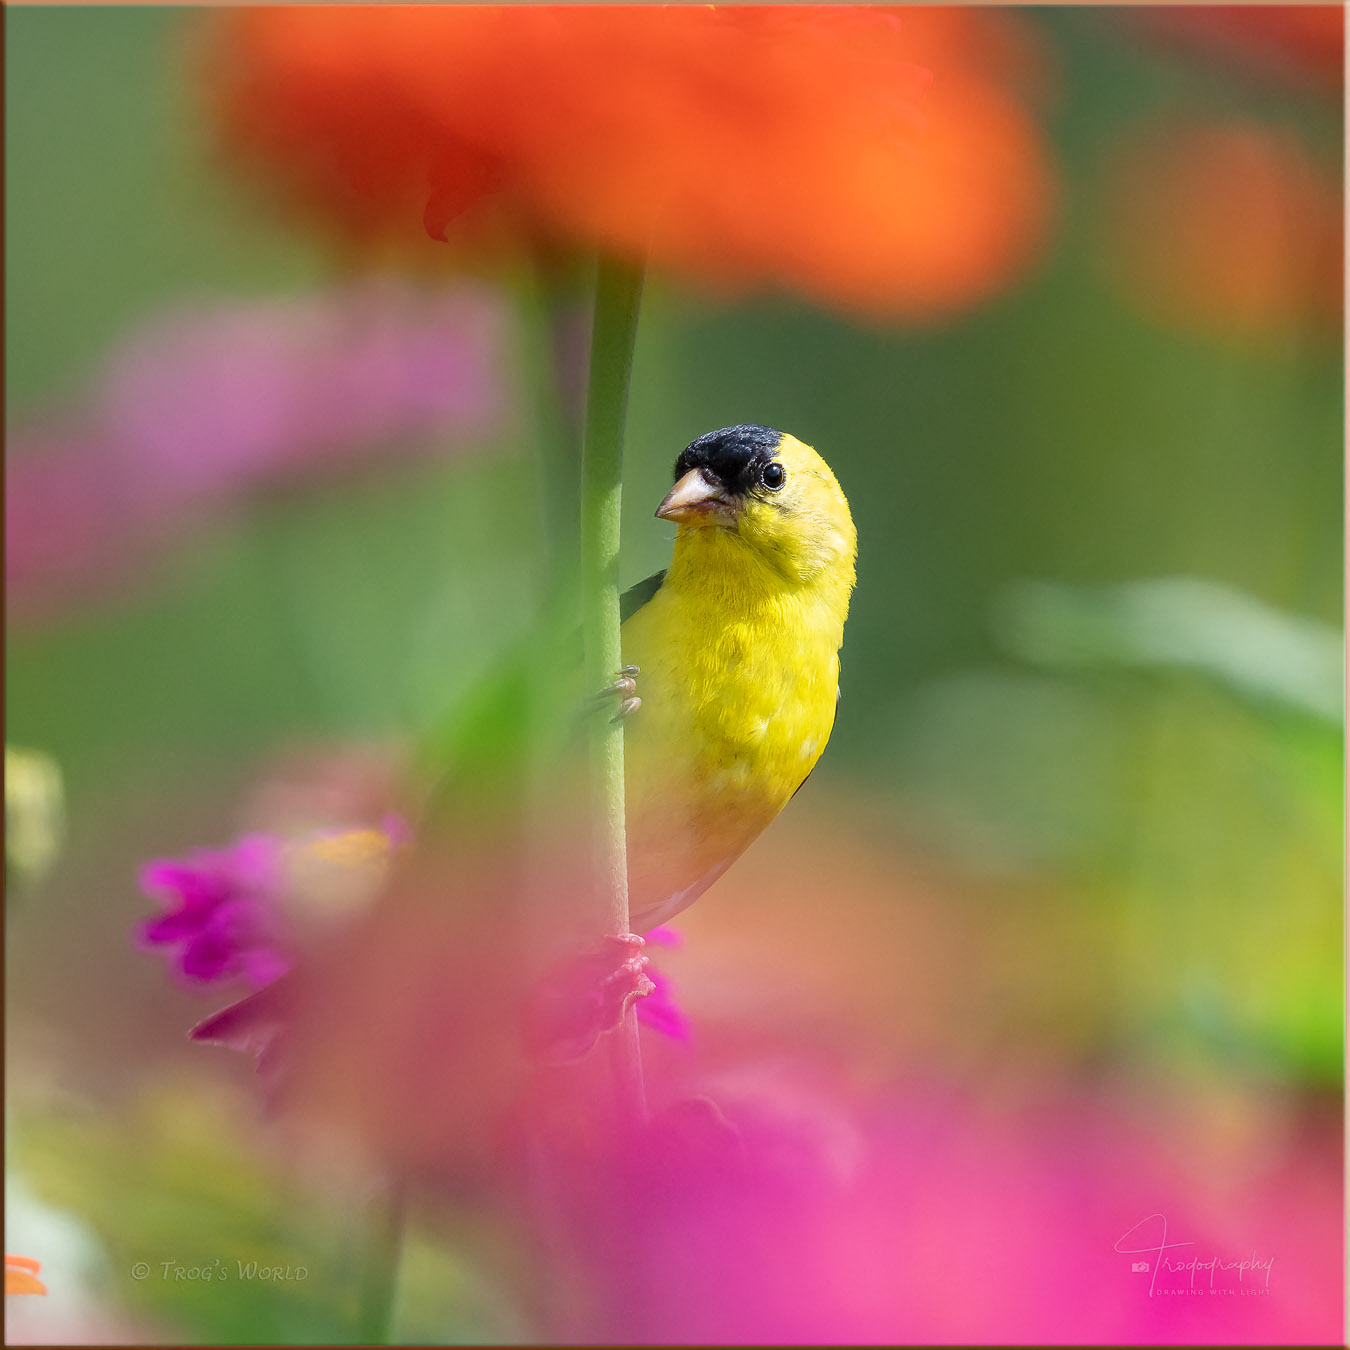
[656,425,856,586]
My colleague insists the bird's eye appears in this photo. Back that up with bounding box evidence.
[761,462,786,491]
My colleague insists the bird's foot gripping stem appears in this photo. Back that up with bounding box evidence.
[587,665,641,723]
[523,933,654,1063]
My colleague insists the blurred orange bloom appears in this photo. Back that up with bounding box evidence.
[5,1255,46,1296]
[1124,5,1344,94]
[208,5,1054,320]
[1099,118,1342,344]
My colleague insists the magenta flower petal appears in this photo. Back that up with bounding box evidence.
[636,966,692,1042]
[241,946,294,989]
[137,833,290,991]
[644,924,683,948]
[7,282,511,621]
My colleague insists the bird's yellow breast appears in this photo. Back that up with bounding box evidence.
[620,529,850,930]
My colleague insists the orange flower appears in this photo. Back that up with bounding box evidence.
[1099,118,1342,344]
[5,1255,47,1296]
[208,5,1053,320]
[1122,5,1343,95]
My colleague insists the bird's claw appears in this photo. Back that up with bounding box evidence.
[587,666,642,722]
[522,933,654,1064]
[599,932,651,999]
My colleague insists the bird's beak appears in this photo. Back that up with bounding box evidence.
[655,469,734,524]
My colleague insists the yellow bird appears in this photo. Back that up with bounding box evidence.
[187,426,855,1062]
[616,424,856,932]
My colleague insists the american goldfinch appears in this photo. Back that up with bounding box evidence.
[616,424,856,931]
[187,426,855,1065]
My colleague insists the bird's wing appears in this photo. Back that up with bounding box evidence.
[620,570,667,624]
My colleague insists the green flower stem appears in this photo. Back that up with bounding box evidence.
[579,255,647,1115]
[354,1172,407,1344]
[520,265,586,593]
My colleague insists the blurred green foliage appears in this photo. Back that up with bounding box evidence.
[15,1081,525,1343]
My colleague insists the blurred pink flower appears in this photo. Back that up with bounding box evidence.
[187,873,687,1070]
[137,815,410,992]
[154,817,1334,1344]
[137,833,290,990]
[6,281,511,620]
[555,1068,1342,1344]
[161,821,687,1120]
[639,925,691,1042]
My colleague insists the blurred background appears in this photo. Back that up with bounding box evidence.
[5,6,1343,1345]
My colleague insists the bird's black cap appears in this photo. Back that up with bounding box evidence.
[674,425,783,494]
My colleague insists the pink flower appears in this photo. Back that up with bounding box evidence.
[7,282,511,620]
[637,925,691,1042]
[137,834,291,990]
[556,1070,1343,1344]
[137,814,411,992]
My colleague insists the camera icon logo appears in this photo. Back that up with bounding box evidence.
[1131,1262,1149,1273]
